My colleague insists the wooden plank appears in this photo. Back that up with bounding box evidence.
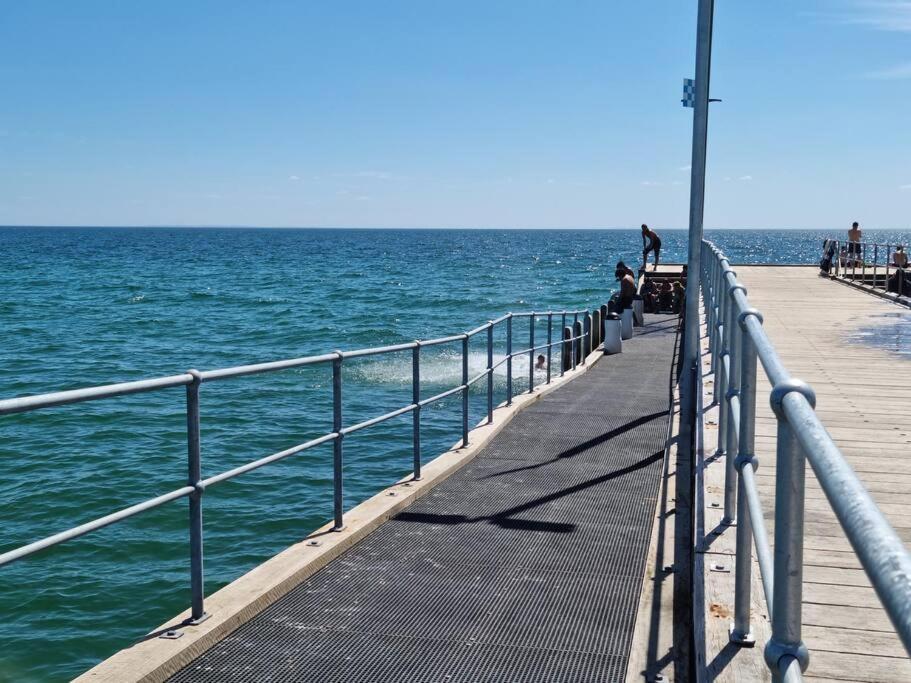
[699,266,911,680]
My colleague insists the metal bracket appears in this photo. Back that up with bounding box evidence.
[159,629,184,640]
[710,562,731,573]
[730,623,756,647]
[306,539,322,547]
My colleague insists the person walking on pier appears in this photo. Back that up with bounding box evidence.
[641,224,661,271]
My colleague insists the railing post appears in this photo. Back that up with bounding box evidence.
[461,334,469,447]
[713,260,726,401]
[560,312,567,376]
[486,323,494,424]
[506,314,513,405]
[546,312,553,384]
[332,352,344,531]
[765,382,814,680]
[528,312,536,393]
[732,312,761,646]
[185,369,206,623]
[412,342,421,480]
[873,243,879,290]
[724,283,745,524]
[562,326,571,373]
[886,244,891,289]
[715,275,729,454]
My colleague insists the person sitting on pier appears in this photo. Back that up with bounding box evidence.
[847,221,862,262]
[658,281,673,312]
[535,354,546,371]
[672,281,685,313]
[892,245,907,269]
[616,260,635,278]
[617,268,636,311]
[641,280,658,313]
[641,224,662,271]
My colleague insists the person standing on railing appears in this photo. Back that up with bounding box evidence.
[847,221,862,264]
[641,224,662,271]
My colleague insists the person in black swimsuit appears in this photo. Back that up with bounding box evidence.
[641,224,661,270]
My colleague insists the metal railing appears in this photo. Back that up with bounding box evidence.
[822,238,909,299]
[701,240,911,681]
[0,306,608,626]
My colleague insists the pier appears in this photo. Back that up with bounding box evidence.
[3,249,910,682]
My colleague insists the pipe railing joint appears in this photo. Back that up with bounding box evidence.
[770,378,817,418]
[764,639,810,675]
[734,452,758,472]
[737,307,763,328]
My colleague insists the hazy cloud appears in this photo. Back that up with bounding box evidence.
[678,165,691,172]
[900,183,911,190]
[865,62,911,79]
[640,180,663,187]
[352,170,394,180]
[739,175,753,181]
[288,175,301,181]
[845,1,911,32]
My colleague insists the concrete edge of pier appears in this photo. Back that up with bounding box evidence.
[624,375,682,682]
[76,344,610,683]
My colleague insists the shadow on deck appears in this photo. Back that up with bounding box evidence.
[169,315,681,683]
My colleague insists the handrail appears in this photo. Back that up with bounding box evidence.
[0,304,606,629]
[701,240,911,680]
[820,238,909,302]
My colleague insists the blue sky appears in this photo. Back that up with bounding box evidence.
[0,1,908,229]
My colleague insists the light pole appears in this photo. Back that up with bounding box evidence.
[676,0,715,676]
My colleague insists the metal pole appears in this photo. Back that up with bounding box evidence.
[732,321,759,646]
[677,3,714,673]
[528,312,535,393]
[766,403,809,679]
[506,314,513,405]
[560,312,567,377]
[462,334,469,447]
[886,244,891,289]
[723,284,743,524]
[873,244,879,290]
[716,281,729,455]
[412,343,421,480]
[186,370,205,623]
[332,353,344,531]
[487,323,494,424]
[546,312,553,384]
[862,243,867,283]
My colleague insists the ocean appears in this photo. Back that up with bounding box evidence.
[1,226,909,681]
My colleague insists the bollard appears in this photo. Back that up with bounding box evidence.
[599,304,608,342]
[562,326,572,371]
[573,321,583,366]
[592,308,604,351]
[603,313,622,354]
[632,297,644,327]
[583,314,592,361]
[620,308,633,340]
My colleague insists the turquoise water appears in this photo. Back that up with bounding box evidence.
[1,227,909,682]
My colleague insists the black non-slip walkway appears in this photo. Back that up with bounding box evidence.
[170,315,680,683]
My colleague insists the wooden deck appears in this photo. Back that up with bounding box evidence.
[699,266,911,682]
